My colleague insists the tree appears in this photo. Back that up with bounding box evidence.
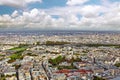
[114,63,120,67]
[93,76,106,80]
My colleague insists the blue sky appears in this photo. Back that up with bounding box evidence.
[0,0,120,31]
[0,0,68,15]
[29,0,67,9]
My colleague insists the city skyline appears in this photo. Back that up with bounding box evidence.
[0,0,120,31]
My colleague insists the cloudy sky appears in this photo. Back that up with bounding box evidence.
[0,0,120,31]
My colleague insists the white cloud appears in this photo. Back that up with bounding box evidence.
[0,0,42,7]
[66,0,89,6]
[80,5,103,18]
[25,0,42,3]
[0,8,66,30]
[0,1,120,31]
[44,5,103,18]
[78,4,120,30]
[11,10,19,17]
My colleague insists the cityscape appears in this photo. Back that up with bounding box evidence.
[0,0,120,80]
[0,31,120,80]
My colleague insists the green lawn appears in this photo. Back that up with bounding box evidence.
[9,44,28,52]
[8,46,27,63]
[9,47,26,52]
[0,54,4,56]
[49,55,65,66]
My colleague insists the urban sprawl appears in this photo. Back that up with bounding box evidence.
[0,33,120,80]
